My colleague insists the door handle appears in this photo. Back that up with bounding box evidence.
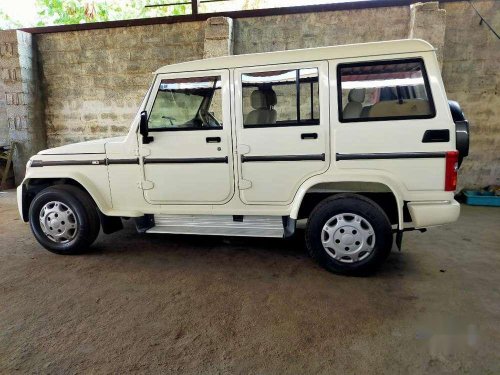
[206,137,221,143]
[301,133,318,140]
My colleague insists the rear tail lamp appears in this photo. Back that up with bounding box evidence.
[445,151,459,191]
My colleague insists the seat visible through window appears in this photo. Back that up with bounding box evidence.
[241,68,320,127]
[338,59,435,122]
[343,88,366,119]
[244,89,277,125]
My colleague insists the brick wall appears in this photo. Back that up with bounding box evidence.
[37,22,205,147]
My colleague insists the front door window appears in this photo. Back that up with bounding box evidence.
[148,76,223,130]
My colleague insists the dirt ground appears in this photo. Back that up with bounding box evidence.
[0,190,499,374]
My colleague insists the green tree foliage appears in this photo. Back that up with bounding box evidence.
[34,0,187,26]
[0,0,264,29]
[0,9,22,29]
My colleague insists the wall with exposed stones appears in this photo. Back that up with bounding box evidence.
[36,22,205,148]
[0,30,45,183]
[0,0,498,188]
[441,0,499,189]
[0,33,13,146]
[233,6,411,54]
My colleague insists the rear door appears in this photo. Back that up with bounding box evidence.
[140,70,234,204]
[332,55,451,192]
[233,61,330,204]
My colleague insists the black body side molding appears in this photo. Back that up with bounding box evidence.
[336,152,446,161]
[143,157,228,164]
[241,154,325,163]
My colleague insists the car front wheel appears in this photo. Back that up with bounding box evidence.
[29,185,100,254]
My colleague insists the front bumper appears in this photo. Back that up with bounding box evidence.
[17,184,26,221]
[407,200,460,228]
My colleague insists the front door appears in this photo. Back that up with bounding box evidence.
[233,61,330,204]
[141,70,234,204]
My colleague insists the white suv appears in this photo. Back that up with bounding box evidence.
[17,39,469,275]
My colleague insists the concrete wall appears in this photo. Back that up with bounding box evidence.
[0,0,498,189]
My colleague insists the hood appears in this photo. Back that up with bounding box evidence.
[38,136,126,155]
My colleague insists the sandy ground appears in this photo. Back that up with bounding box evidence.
[0,190,499,374]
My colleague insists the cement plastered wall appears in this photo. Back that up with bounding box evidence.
[36,22,205,147]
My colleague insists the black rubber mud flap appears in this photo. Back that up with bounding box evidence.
[98,212,124,234]
[396,230,403,252]
[135,214,155,233]
[283,216,296,238]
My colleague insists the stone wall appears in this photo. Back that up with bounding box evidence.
[441,0,500,189]
[0,32,14,147]
[37,22,205,148]
[0,0,498,188]
[233,1,498,189]
[38,5,411,149]
[233,6,410,54]
[0,30,45,183]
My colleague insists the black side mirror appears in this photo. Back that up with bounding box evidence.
[140,111,154,144]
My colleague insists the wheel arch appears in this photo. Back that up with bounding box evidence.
[20,175,112,222]
[291,177,405,228]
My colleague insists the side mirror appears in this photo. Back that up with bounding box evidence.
[140,110,154,144]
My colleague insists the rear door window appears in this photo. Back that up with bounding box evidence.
[241,68,319,128]
[338,58,435,122]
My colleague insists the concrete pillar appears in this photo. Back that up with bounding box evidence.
[0,30,46,185]
[203,17,233,58]
[409,2,447,68]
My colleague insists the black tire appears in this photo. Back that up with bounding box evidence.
[305,194,393,275]
[29,185,100,255]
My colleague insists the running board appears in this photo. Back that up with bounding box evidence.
[146,215,286,238]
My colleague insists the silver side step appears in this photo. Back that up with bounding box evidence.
[146,214,284,238]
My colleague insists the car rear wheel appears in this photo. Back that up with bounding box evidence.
[306,194,393,275]
[29,185,100,254]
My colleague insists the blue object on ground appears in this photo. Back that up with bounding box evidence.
[464,190,500,207]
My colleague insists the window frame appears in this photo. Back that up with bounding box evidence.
[241,67,321,129]
[337,57,436,123]
[147,75,224,132]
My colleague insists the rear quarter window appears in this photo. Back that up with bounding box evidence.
[338,58,436,123]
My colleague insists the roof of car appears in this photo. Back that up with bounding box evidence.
[154,39,434,75]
